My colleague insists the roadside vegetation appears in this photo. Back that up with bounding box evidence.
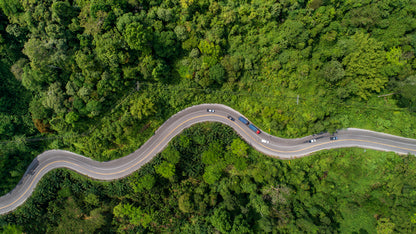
[1,123,416,233]
[1,0,416,232]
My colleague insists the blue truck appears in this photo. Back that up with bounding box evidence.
[249,124,261,134]
[238,116,249,125]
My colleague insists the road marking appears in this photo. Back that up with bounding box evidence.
[1,114,214,210]
[1,113,416,212]
[226,116,416,153]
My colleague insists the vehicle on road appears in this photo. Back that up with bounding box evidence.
[3,103,416,215]
[261,139,269,143]
[238,116,249,125]
[309,139,316,143]
[207,109,215,112]
[249,124,261,134]
[228,116,235,121]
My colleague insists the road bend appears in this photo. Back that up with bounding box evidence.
[1,104,416,215]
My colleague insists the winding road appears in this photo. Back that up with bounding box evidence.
[1,103,416,215]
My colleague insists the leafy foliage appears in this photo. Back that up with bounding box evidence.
[1,0,416,232]
[1,124,415,233]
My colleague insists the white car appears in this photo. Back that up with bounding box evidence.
[309,139,317,143]
[261,139,269,144]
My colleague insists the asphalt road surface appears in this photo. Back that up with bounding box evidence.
[1,103,416,215]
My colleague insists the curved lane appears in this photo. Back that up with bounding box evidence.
[1,103,416,215]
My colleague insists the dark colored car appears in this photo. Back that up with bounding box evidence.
[227,116,235,121]
[330,136,338,140]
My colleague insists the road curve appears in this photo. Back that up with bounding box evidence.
[1,103,416,215]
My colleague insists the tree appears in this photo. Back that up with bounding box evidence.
[178,193,193,213]
[10,58,28,81]
[231,215,251,233]
[411,213,416,224]
[124,22,152,52]
[85,100,101,117]
[276,19,305,48]
[0,114,15,137]
[155,161,175,179]
[151,60,169,82]
[180,0,195,9]
[0,0,22,16]
[249,193,270,216]
[257,217,273,233]
[376,218,395,234]
[308,0,322,10]
[139,55,157,80]
[130,96,156,120]
[116,13,141,32]
[344,4,381,30]
[321,60,345,84]
[94,29,129,67]
[51,1,77,25]
[202,150,217,165]
[221,55,243,80]
[397,75,416,110]
[53,197,106,233]
[198,40,221,67]
[42,82,66,115]
[1,224,24,234]
[131,174,156,192]
[203,165,222,184]
[84,193,100,207]
[113,203,152,228]
[210,207,232,233]
[162,146,180,164]
[22,38,50,71]
[209,63,225,84]
[154,31,178,58]
[65,112,79,125]
[202,140,224,165]
[174,25,188,41]
[229,138,249,157]
[340,32,388,99]
[156,7,173,22]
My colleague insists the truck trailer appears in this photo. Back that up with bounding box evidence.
[249,124,261,134]
[238,116,249,125]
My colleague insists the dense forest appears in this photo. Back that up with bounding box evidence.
[1,0,416,232]
[2,123,416,233]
